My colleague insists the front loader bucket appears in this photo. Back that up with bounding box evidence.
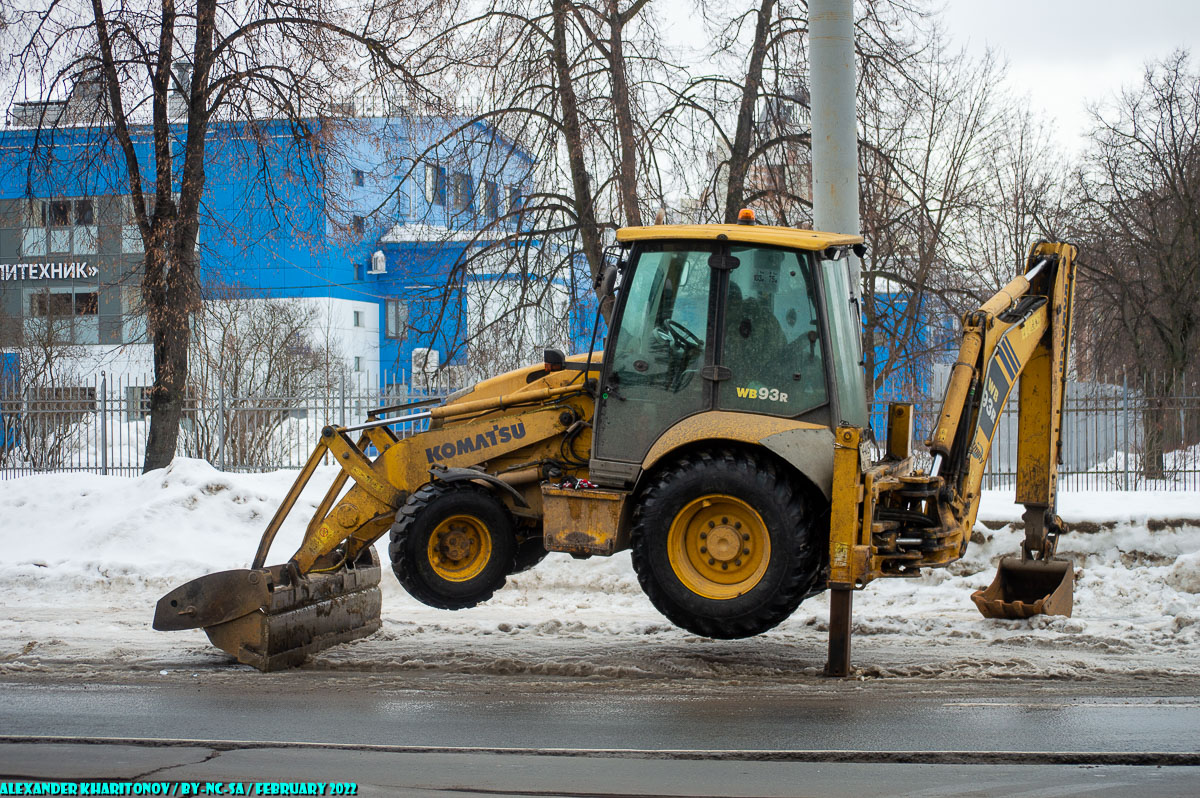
[154,547,382,671]
[971,556,1074,619]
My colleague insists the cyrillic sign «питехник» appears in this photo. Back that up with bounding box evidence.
[0,262,98,281]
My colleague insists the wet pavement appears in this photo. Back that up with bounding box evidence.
[1,674,1198,795]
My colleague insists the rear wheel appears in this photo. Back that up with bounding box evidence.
[389,483,517,609]
[631,448,822,638]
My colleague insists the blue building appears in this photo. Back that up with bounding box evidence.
[865,279,959,437]
[0,110,587,390]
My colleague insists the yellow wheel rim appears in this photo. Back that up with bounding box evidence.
[667,494,771,600]
[427,514,493,582]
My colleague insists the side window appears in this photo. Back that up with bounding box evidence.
[720,247,827,416]
[593,242,714,464]
[609,245,710,397]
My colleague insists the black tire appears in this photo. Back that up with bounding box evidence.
[630,447,823,639]
[389,482,517,609]
[511,529,549,574]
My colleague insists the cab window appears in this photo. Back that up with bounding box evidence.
[720,246,827,416]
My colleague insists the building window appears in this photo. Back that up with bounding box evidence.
[27,289,99,345]
[50,229,71,253]
[353,356,363,372]
[385,299,408,340]
[397,189,410,220]
[352,169,365,187]
[483,180,500,219]
[74,292,98,316]
[126,386,151,420]
[21,229,46,256]
[353,310,363,328]
[30,291,73,318]
[507,185,522,215]
[352,215,366,235]
[47,200,71,226]
[74,199,94,225]
[450,172,471,212]
[425,163,446,206]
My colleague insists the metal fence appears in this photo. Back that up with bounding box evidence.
[0,371,455,478]
[2,370,1198,490]
[871,372,1200,492]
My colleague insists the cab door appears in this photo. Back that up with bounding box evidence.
[592,241,716,467]
[716,245,830,418]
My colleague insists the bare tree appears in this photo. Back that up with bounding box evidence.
[4,0,436,471]
[0,292,90,471]
[855,28,1007,394]
[1071,50,1200,474]
[183,282,346,469]
[356,0,672,379]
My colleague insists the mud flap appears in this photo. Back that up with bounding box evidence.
[155,548,382,671]
[971,556,1074,619]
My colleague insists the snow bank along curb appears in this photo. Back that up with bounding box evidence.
[0,459,1197,677]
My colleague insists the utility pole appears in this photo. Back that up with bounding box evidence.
[809,0,860,255]
[810,0,863,678]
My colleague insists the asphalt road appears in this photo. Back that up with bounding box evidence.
[3,676,1200,753]
[1,675,1198,796]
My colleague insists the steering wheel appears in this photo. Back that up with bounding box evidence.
[662,319,702,350]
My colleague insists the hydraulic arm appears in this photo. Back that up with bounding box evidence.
[826,241,1078,671]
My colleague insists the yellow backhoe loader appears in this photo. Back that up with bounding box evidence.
[154,218,1078,674]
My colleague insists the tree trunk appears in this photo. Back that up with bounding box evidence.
[1141,393,1166,480]
[608,1,642,227]
[724,0,777,223]
[551,0,606,292]
[140,239,176,470]
[143,306,189,471]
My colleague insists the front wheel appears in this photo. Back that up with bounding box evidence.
[630,448,823,638]
[389,483,517,609]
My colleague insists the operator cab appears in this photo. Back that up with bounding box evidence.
[591,219,868,476]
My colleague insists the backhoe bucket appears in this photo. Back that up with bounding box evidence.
[154,548,382,671]
[971,556,1074,619]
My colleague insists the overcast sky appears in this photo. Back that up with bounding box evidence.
[941,0,1200,153]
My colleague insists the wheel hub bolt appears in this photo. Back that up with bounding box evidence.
[734,521,742,529]
[721,562,728,570]
[743,548,750,555]
[700,532,708,540]
[708,521,715,528]
[708,558,716,565]
[700,546,707,554]
[742,533,750,541]
[734,559,742,567]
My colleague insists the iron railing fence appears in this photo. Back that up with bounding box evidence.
[870,371,1200,492]
[0,370,457,478]
[2,370,1198,490]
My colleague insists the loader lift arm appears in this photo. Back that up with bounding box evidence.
[825,241,1078,675]
[153,379,595,670]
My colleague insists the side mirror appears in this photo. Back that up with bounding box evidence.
[596,265,618,324]
[598,265,618,301]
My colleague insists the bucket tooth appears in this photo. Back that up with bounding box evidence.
[971,556,1074,619]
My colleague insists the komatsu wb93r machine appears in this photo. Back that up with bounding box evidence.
[155,219,1078,674]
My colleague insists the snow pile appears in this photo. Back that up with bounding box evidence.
[0,458,1197,680]
[1167,551,1200,594]
[0,459,340,592]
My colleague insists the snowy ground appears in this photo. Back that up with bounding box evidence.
[0,458,1198,685]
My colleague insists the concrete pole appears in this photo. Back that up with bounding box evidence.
[811,0,863,678]
[809,0,861,288]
